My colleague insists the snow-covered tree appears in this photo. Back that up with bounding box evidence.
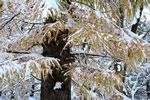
[0,0,150,100]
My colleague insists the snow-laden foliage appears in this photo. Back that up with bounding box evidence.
[0,0,150,99]
[0,52,61,88]
[66,10,149,67]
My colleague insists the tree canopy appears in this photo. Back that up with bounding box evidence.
[0,0,150,99]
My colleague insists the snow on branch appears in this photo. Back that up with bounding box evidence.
[0,53,60,88]
[66,10,150,68]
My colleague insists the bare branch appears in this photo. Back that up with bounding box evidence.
[71,52,109,57]
[0,13,20,30]
[31,74,41,81]
[27,23,35,34]
[6,50,32,54]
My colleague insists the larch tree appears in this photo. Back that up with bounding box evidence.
[0,0,150,100]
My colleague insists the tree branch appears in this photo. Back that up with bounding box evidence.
[27,23,35,33]
[23,21,44,25]
[6,43,41,54]
[31,74,41,81]
[6,50,32,54]
[71,52,109,57]
[0,13,20,30]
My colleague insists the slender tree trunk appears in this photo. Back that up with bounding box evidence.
[119,4,124,28]
[131,6,143,33]
[40,29,74,100]
[146,80,150,99]
[116,2,124,28]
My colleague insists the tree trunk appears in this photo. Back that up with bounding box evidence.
[119,4,124,28]
[40,29,74,100]
[146,80,150,99]
[131,6,143,33]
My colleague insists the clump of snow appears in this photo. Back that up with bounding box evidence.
[53,82,63,90]
[95,10,101,18]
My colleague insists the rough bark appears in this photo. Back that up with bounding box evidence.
[40,29,74,100]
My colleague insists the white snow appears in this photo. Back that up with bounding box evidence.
[142,7,150,21]
[136,8,141,19]
[95,10,101,18]
[42,0,59,18]
[53,82,63,90]
[0,52,14,63]
[117,65,121,72]
[132,17,137,24]
[28,97,36,100]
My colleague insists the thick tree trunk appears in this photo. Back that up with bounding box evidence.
[41,71,71,100]
[40,29,74,100]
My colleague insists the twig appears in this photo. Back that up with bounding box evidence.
[27,23,35,33]
[71,52,109,57]
[31,74,41,81]
[142,29,150,39]
[0,13,20,30]
[7,50,32,54]
[23,21,44,25]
